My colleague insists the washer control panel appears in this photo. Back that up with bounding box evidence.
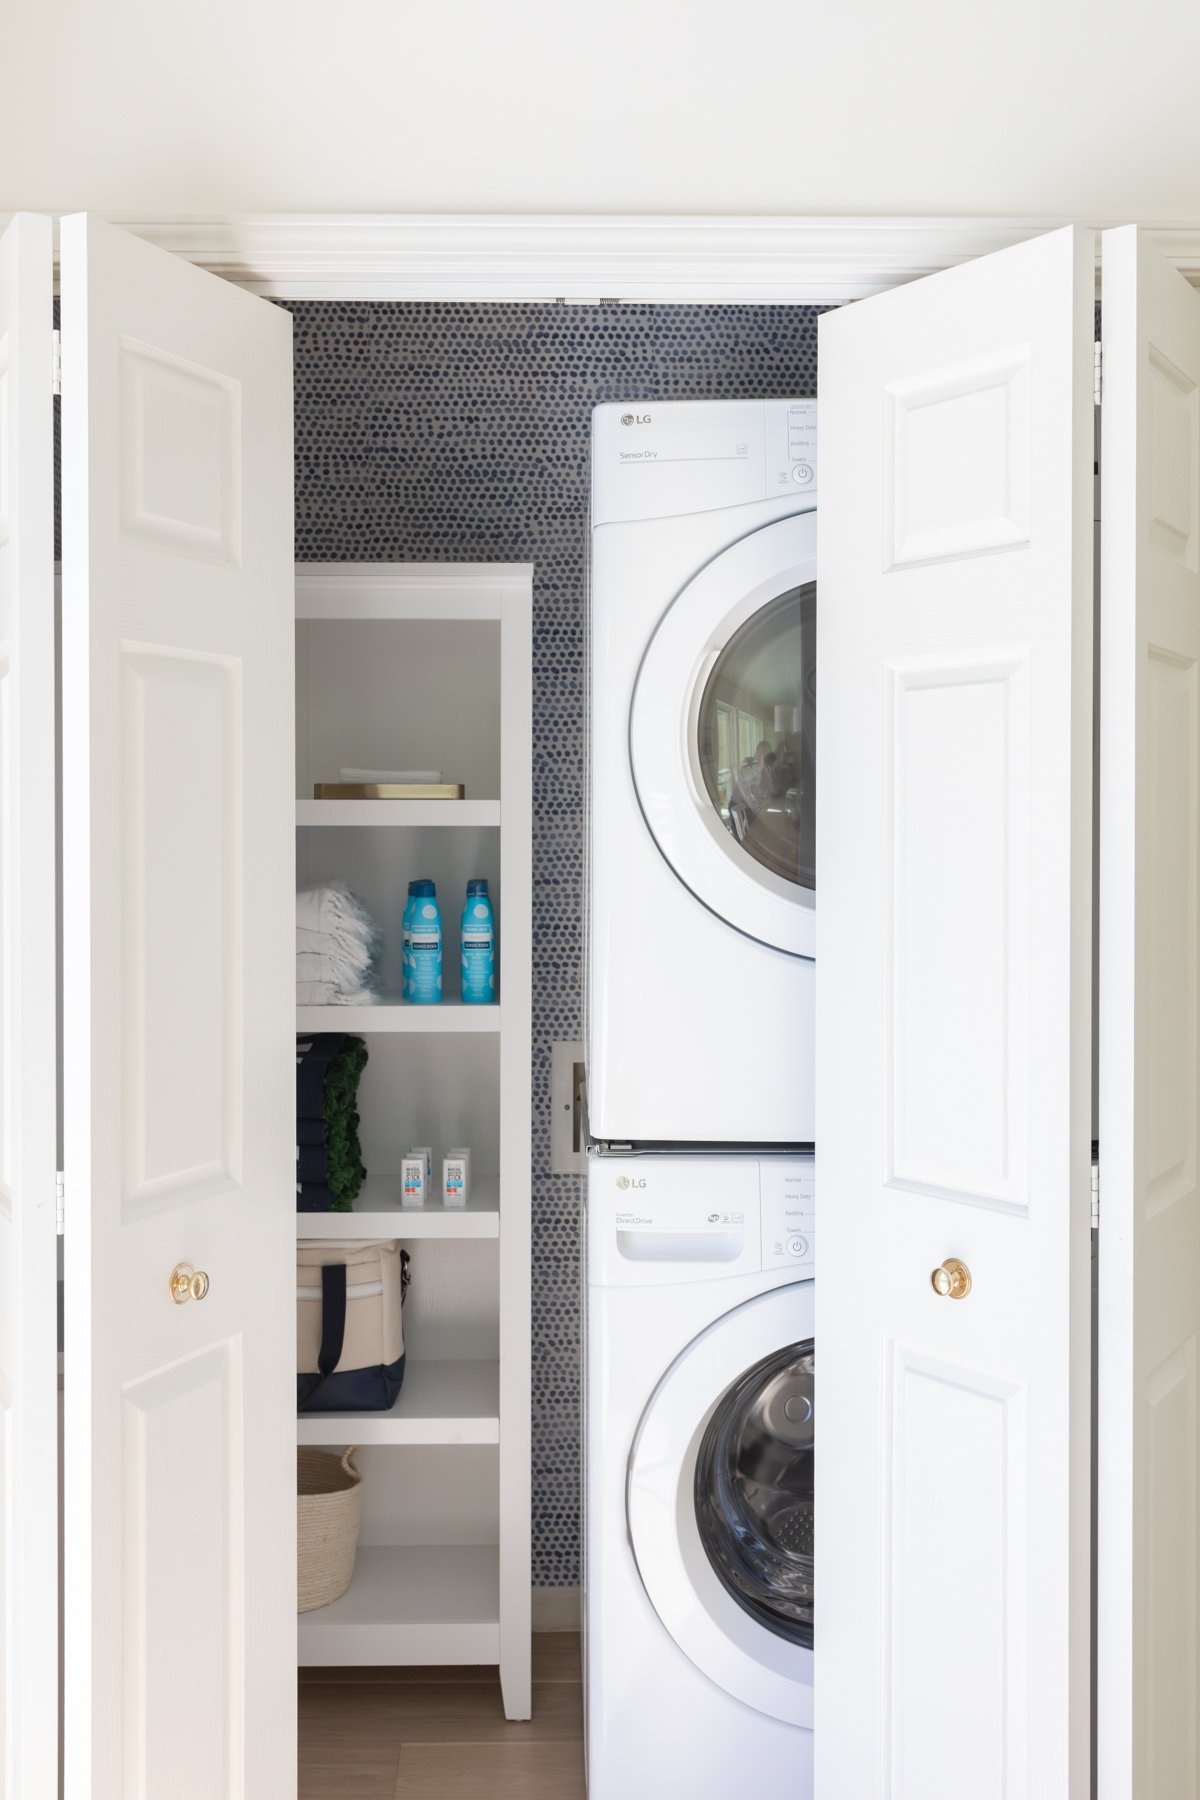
[760,1158,815,1272]
[765,398,818,497]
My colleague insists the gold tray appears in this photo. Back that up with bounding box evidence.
[313,782,466,800]
[313,777,467,799]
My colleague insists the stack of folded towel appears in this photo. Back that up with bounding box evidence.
[296,1032,369,1213]
[297,881,380,1006]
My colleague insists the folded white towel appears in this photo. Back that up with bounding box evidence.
[295,882,378,971]
[296,925,340,956]
[295,883,380,1009]
[297,951,348,981]
[297,979,379,1008]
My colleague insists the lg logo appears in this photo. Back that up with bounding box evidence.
[616,1175,647,1190]
[620,413,652,426]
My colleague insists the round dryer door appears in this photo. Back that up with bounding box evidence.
[629,512,817,958]
[627,1281,815,1726]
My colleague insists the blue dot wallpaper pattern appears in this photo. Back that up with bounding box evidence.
[53,295,824,1583]
[283,299,825,1585]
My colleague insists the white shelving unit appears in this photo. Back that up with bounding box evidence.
[296,1175,502,1239]
[295,1360,501,1447]
[297,1546,501,1667]
[296,997,504,1034]
[293,563,532,1715]
[297,799,502,828]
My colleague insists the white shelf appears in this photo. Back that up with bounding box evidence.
[297,799,501,828]
[296,1175,500,1239]
[297,1544,500,1667]
[295,562,532,622]
[297,1359,500,1446]
[297,997,501,1034]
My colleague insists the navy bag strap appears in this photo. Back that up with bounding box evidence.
[298,1263,348,1410]
[318,1263,347,1378]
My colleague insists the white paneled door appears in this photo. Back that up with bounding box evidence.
[1099,226,1200,1799]
[0,214,58,1800]
[60,216,296,1799]
[816,226,1096,1798]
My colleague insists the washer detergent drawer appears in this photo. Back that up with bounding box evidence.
[588,1156,763,1288]
[616,1227,744,1264]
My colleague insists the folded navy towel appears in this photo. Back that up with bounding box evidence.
[296,1182,338,1214]
[296,1033,349,1119]
[297,1145,329,1185]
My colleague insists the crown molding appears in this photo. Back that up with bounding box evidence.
[14,213,1200,300]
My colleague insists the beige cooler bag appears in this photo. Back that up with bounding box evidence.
[297,1239,410,1412]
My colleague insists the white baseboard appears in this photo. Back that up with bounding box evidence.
[532,1586,581,1632]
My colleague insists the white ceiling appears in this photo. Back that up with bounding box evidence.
[6,0,1200,221]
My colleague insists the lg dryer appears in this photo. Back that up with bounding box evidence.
[588,398,817,1144]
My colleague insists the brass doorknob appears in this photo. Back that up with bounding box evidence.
[169,1263,210,1305]
[930,1258,972,1300]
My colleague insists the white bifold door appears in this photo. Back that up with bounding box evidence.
[1097,225,1200,1800]
[58,217,296,1797]
[818,222,1200,1799]
[0,214,59,1800]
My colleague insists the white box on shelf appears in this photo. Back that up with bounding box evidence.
[401,1154,427,1206]
[443,1151,471,1207]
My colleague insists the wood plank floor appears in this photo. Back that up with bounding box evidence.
[299,1634,584,1799]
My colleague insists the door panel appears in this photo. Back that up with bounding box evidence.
[1099,223,1200,1800]
[121,646,240,1209]
[60,215,295,1800]
[0,213,57,1800]
[816,225,1094,1799]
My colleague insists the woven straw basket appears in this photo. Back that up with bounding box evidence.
[297,1446,363,1613]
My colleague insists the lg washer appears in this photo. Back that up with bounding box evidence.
[585,1150,815,1799]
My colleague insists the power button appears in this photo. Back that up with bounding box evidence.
[791,463,814,485]
[788,1235,808,1257]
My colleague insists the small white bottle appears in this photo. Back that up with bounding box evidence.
[411,1145,433,1186]
[401,1152,427,1207]
[442,1152,470,1207]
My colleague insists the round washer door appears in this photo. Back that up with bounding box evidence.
[627,1281,815,1726]
[630,512,817,959]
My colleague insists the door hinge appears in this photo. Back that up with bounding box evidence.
[1090,1158,1100,1231]
[51,330,61,398]
[1093,340,1102,407]
[55,1170,65,1235]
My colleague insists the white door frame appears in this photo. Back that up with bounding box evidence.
[10,214,1200,303]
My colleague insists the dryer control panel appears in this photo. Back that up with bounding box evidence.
[760,1158,815,1273]
[591,397,817,526]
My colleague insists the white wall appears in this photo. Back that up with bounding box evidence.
[5,0,1200,221]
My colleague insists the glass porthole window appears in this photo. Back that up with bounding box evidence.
[693,1339,814,1648]
[695,583,815,891]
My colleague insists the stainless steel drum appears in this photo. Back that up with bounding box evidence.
[693,1339,815,1648]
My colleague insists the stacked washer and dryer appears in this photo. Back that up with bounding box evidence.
[586,399,818,1798]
